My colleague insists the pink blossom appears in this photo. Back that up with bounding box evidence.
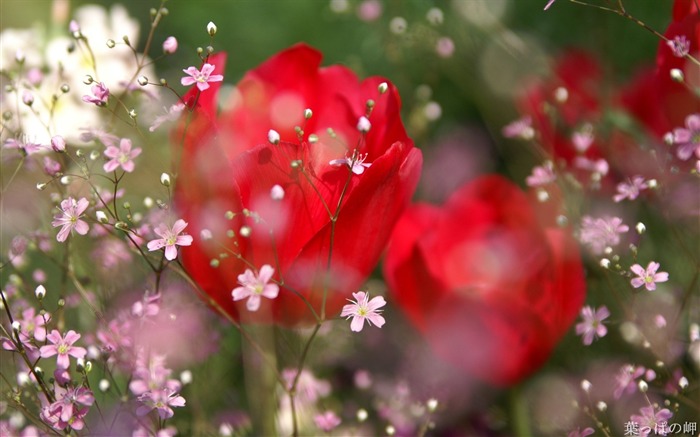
[231,264,280,311]
[314,411,342,432]
[357,0,382,21]
[103,138,141,172]
[132,293,161,319]
[630,405,673,437]
[39,330,87,369]
[614,364,646,399]
[180,63,223,91]
[82,82,109,105]
[41,385,94,431]
[436,37,455,58]
[282,369,331,404]
[3,138,43,155]
[50,135,66,152]
[568,428,594,437]
[162,36,178,54]
[129,353,180,396]
[149,103,185,132]
[18,307,50,342]
[572,130,594,153]
[43,157,61,176]
[79,128,119,146]
[502,116,534,140]
[526,163,556,187]
[329,152,372,175]
[613,176,648,202]
[672,113,700,160]
[146,219,193,261]
[340,291,386,332]
[136,388,186,419]
[575,305,609,345]
[574,156,609,175]
[667,35,690,58]
[51,197,90,242]
[579,216,629,255]
[630,261,669,291]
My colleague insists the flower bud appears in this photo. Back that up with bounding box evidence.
[240,225,251,237]
[106,39,115,48]
[207,21,217,36]
[270,184,285,200]
[137,76,149,86]
[11,321,20,333]
[99,379,110,392]
[304,108,313,119]
[357,116,371,133]
[679,376,689,389]
[122,35,130,45]
[180,370,193,385]
[581,379,592,393]
[378,82,388,94]
[268,129,280,145]
[51,135,66,152]
[160,172,171,186]
[357,409,368,422]
[96,211,108,223]
[638,380,648,392]
[35,285,46,300]
[162,36,178,53]
[426,398,438,412]
[670,68,684,82]
[22,90,34,106]
[636,222,646,234]
[596,401,607,412]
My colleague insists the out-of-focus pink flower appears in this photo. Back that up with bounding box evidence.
[50,135,66,152]
[146,219,193,261]
[51,197,90,242]
[314,411,342,432]
[149,103,185,132]
[103,138,141,173]
[667,34,691,57]
[578,216,629,255]
[436,37,455,58]
[672,113,700,160]
[136,388,185,419]
[41,385,94,431]
[181,63,223,91]
[340,291,386,332]
[82,82,109,105]
[526,163,557,187]
[39,330,87,369]
[630,261,669,291]
[162,36,178,54]
[43,157,61,176]
[502,116,534,140]
[357,0,382,21]
[231,265,280,312]
[630,405,673,437]
[613,176,648,202]
[575,305,609,345]
[613,364,646,399]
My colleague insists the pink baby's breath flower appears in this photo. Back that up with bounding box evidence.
[630,261,669,291]
[43,157,61,176]
[39,329,87,369]
[103,138,141,173]
[526,163,556,187]
[79,128,119,146]
[162,36,178,54]
[568,428,594,437]
[51,197,90,242]
[41,385,94,431]
[136,388,186,419]
[613,176,648,202]
[579,216,629,255]
[340,291,386,332]
[231,264,279,311]
[614,364,646,399]
[3,138,43,155]
[149,103,185,132]
[502,116,534,140]
[574,156,609,176]
[82,82,109,105]
[544,0,557,10]
[667,35,690,58]
[357,0,382,21]
[330,152,372,175]
[572,129,594,153]
[630,405,673,437]
[672,113,700,160]
[50,135,66,152]
[181,63,223,91]
[436,37,455,58]
[147,219,193,261]
[575,305,609,345]
[314,411,342,433]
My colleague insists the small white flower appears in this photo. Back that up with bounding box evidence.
[329,152,372,175]
[268,129,280,145]
[356,116,371,133]
[270,184,285,200]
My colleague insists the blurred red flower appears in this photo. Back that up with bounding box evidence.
[383,175,586,386]
[174,44,422,326]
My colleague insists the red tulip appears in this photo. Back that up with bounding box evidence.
[383,175,586,385]
[174,44,422,326]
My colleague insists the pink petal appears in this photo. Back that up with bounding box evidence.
[176,235,193,246]
[164,245,178,260]
[261,284,279,299]
[630,264,645,276]
[181,77,197,87]
[74,220,89,235]
[104,146,120,158]
[200,64,215,75]
[259,264,275,283]
[630,278,645,288]
[367,313,385,328]
[367,296,386,312]
[56,225,71,242]
[172,219,188,234]
[147,239,165,251]
[350,315,365,332]
[121,160,135,172]
[247,295,261,311]
[103,160,120,172]
[208,74,224,83]
[340,303,356,318]
[686,114,700,130]
[232,286,250,301]
[196,81,211,91]
[646,262,660,275]
[654,272,669,282]
[39,345,57,358]
[75,198,90,215]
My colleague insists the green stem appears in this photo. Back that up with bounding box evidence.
[509,385,531,437]
[241,321,278,436]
